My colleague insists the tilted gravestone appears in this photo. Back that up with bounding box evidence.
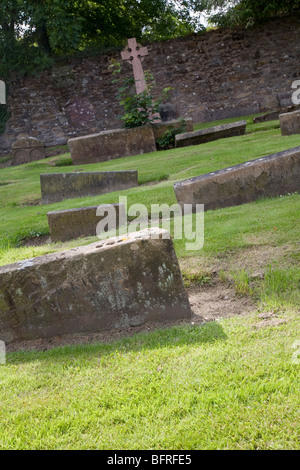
[174,146,300,211]
[40,170,138,204]
[68,126,157,165]
[253,110,281,123]
[0,228,191,344]
[280,110,300,136]
[175,121,247,148]
[12,137,45,166]
[47,203,125,242]
[252,106,299,124]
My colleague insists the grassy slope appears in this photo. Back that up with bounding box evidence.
[0,116,299,264]
[0,115,299,450]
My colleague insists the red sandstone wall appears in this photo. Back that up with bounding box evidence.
[0,14,299,155]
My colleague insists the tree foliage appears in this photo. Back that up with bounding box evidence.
[0,0,201,78]
[204,0,300,28]
[0,0,299,79]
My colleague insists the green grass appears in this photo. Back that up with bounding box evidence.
[0,115,299,264]
[1,312,300,450]
[0,113,299,450]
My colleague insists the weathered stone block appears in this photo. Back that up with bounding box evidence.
[12,137,45,166]
[0,228,191,344]
[47,203,124,242]
[158,103,179,121]
[68,125,157,165]
[152,118,193,141]
[40,171,138,204]
[280,110,300,136]
[175,121,247,148]
[174,147,300,211]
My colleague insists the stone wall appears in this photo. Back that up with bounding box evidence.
[0,14,299,155]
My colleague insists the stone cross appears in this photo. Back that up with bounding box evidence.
[121,38,161,122]
[121,38,149,95]
[0,80,6,105]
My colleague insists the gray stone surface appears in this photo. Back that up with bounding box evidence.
[280,110,300,136]
[253,110,281,123]
[12,137,45,166]
[0,228,191,344]
[175,121,247,148]
[40,171,138,204]
[158,103,178,121]
[252,106,300,124]
[68,125,157,165]
[152,118,193,141]
[47,204,124,242]
[174,147,300,211]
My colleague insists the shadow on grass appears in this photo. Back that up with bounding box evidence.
[7,321,227,364]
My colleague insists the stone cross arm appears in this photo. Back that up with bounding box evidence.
[121,38,148,64]
[121,38,149,95]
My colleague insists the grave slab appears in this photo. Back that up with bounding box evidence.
[152,118,193,141]
[12,137,45,166]
[47,203,125,242]
[68,126,156,165]
[0,228,192,344]
[175,120,247,148]
[174,146,300,211]
[280,110,300,136]
[40,171,138,204]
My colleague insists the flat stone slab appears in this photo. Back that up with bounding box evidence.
[280,110,300,136]
[40,171,138,204]
[174,146,300,211]
[12,137,45,166]
[0,228,191,344]
[68,125,157,165]
[47,203,124,242]
[175,120,247,148]
[152,118,193,140]
[253,110,281,123]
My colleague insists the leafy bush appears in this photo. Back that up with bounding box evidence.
[156,119,187,150]
[110,60,172,129]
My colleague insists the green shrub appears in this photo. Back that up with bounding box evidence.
[156,119,187,150]
[109,60,172,129]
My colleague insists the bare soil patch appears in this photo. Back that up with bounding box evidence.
[20,235,51,247]
[188,284,254,322]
